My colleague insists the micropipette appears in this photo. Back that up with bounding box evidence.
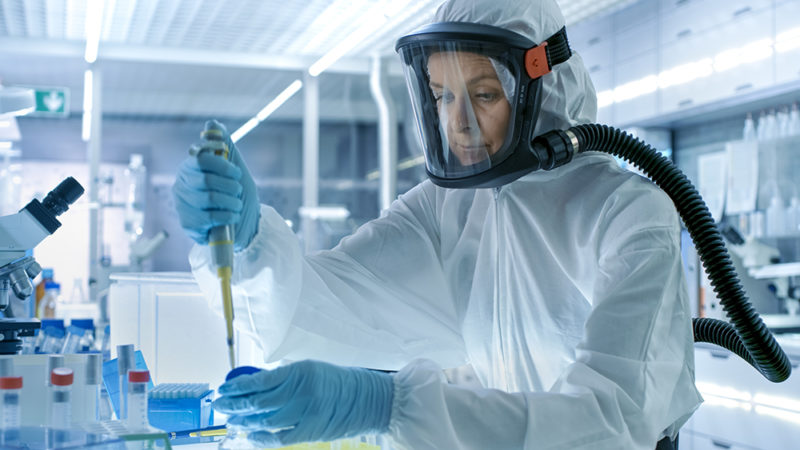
[190,126,237,370]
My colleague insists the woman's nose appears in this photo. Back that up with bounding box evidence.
[450,96,472,132]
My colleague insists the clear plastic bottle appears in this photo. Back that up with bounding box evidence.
[756,110,767,140]
[766,195,786,237]
[68,278,87,304]
[34,268,54,319]
[790,103,800,136]
[743,112,756,141]
[124,154,147,241]
[763,110,778,140]
[100,325,111,360]
[777,107,790,138]
[117,344,135,421]
[85,353,103,423]
[787,197,800,236]
[49,367,73,429]
[61,325,85,354]
[0,376,22,429]
[127,370,150,431]
[71,319,95,352]
[37,282,61,319]
[40,327,66,354]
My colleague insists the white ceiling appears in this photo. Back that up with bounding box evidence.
[0,0,633,121]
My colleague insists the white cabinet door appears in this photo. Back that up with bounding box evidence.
[614,51,658,126]
[659,7,774,114]
[613,0,657,38]
[614,17,658,62]
[658,30,718,114]
[659,0,772,46]
[708,8,774,98]
[589,67,614,125]
[775,0,800,85]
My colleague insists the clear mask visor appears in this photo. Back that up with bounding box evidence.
[401,43,517,179]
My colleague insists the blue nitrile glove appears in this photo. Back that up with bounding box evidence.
[172,119,260,251]
[213,360,394,446]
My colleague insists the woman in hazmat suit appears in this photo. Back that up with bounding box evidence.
[171,0,703,448]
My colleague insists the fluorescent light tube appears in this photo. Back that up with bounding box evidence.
[255,80,303,121]
[231,80,303,143]
[82,70,93,141]
[84,0,105,63]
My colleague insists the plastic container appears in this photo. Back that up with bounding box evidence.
[101,324,111,361]
[777,107,790,138]
[38,282,61,319]
[786,197,800,235]
[743,112,756,141]
[40,327,66,354]
[34,269,54,319]
[148,383,214,432]
[790,103,800,136]
[85,353,104,422]
[68,278,87,304]
[61,325,86,354]
[0,376,22,428]
[49,368,73,429]
[117,344,135,421]
[766,195,786,237]
[127,370,150,431]
[35,319,65,353]
[756,110,767,140]
[72,318,96,352]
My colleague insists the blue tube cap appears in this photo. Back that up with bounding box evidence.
[43,326,65,339]
[71,319,94,331]
[41,319,65,331]
[225,366,262,381]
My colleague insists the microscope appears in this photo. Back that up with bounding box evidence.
[0,177,84,354]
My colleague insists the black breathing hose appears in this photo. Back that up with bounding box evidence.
[531,123,791,383]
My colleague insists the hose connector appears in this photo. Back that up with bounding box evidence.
[530,129,579,170]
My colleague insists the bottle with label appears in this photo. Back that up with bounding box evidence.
[34,269,54,319]
[49,368,73,429]
[0,376,22,429]
[37,282,61,319]
[127,370,150,431]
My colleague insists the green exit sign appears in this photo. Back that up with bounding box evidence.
[31,87,70,117]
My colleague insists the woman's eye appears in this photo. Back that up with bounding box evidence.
[434,91,455,104]
[475,92,499,102]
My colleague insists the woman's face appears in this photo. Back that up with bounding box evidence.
[427,51,511,166]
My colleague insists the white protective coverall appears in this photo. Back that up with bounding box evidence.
[190,0,703,448]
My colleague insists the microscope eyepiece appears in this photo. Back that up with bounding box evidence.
[22,177,85,234]
[42,177,84,217]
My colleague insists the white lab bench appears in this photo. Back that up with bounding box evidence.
[681,335,800,449]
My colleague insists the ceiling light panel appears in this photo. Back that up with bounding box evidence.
[1,0,26,37]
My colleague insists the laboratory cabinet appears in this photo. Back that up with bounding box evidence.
[658,0,772,47]
[614,0,658,35]
[613,18,658,63]
[658,7,774,116]
[613,51,659,125]
[775,0,800,86]
[681,341,800,450]
[575,0,798,127]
